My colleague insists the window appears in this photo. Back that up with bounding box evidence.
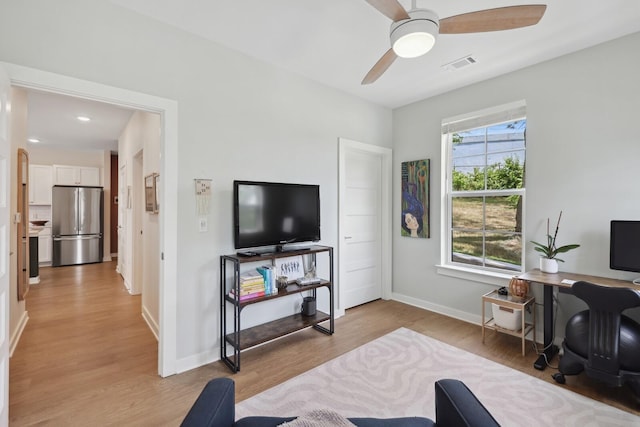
[442,101,526,274]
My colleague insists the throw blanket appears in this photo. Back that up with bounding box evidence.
[278,409,356,427]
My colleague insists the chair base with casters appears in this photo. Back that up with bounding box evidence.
[552,281,640,397]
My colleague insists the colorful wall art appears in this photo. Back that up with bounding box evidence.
[401,159,430,238]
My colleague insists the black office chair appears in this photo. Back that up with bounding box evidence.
[552,281,640,396]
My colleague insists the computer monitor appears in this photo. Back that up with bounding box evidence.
[610,220,640,283]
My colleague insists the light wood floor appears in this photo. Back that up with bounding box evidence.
[9,261,639,425]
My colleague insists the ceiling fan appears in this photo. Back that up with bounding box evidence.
[362,1,547,84]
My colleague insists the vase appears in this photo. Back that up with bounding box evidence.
[509,277,529,298]
[540,257,558,274]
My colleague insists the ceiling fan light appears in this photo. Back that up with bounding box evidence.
[393,31,436,58]
[390,10,439,59]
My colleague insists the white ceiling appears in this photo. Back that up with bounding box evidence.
[26,1,640,152]
[26,90,134,152]
[109,0,640,108]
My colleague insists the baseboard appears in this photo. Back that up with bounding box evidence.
[392,292,480,324]
[122,278,132,293]
[102,255,112,262]
[176,349,218,374]
[10,311,29,357]
[142,304,159,341]
[392,292,546,345]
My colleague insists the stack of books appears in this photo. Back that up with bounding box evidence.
[229,269,266,301]
[257,265,277,296]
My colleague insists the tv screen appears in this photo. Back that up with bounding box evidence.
[610,220,640,273]
[233,180,320,250]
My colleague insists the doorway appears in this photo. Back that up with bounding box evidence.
[3,62,178,377]
[338,138,392,311]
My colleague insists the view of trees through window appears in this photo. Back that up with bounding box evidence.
[450,119,525,271]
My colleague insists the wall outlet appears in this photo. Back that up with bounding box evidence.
[198,217,208,232]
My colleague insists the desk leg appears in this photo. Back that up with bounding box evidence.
[534,284,559,370]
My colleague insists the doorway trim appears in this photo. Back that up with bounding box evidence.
[132,149,144,295]
[2,61,178,377]
[338,138,392,314]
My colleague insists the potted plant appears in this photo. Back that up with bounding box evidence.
[530,211,580,273]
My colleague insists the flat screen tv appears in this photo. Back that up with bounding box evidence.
[610,220,640,273]
[233,180,320,251]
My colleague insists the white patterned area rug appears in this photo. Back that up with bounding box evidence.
[236,328,638,426]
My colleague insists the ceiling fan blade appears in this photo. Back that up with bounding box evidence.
[362,48,397,85]
[364,0,410,22]
[439,5,547,34]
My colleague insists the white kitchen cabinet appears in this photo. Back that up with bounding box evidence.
[38,227,52,264]
[53,165,100,186]
[29,164,53,205]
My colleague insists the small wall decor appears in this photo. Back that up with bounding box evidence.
[401,159,430,238]
[194,178,212,215]
[154,173,160,213]
[145,173,159,213]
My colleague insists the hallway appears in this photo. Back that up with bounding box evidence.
[9,261,161,425]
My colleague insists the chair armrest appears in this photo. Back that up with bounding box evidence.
[434,379,500,427]
[181,378,236,427]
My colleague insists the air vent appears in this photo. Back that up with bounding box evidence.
[443,55,477,71]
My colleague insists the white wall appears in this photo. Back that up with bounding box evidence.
[118,110,161,336]
[0,0,393,370]
[392,31,640,338]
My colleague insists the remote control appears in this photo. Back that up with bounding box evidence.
[296,277,321,286]
[237,251,257,257]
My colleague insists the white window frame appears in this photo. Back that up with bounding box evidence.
[438,101,526,285]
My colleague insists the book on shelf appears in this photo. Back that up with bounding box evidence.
[228,288,265,301]
[230,285,264,295]
[256,265,277,295]
[240,269,264,282]
[239,269,265,291]
[239,280,264,290]
[237,282,265,292]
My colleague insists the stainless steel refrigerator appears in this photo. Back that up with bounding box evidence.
[52,185,104,267]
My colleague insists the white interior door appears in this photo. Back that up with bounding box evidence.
[117,162,128,287]
[0,65,11,427]
[339,138,392,310]
[131,150,143,295]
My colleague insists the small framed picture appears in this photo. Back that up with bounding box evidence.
[145,173,158,213]
[154,174,160,213]
[275,255,304,281]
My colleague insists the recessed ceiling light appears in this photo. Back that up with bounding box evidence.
[28,138,40,143]
[77,115,91,122]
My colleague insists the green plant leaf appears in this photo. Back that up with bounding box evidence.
[530,241,553,258]
[554,244,580,253]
